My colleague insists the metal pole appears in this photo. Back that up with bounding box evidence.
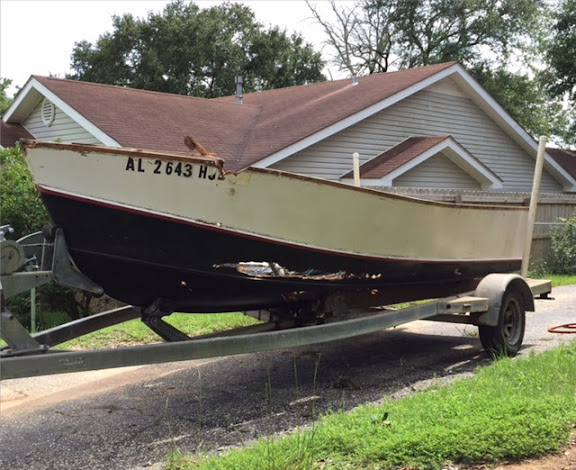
[30,287,37,333]
[353,152,360,187]
[521,136,548,277]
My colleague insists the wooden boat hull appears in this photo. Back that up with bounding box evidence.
[24,141,529,313]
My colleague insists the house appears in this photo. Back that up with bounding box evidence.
[2,62,576,259]
[0,120,33,149]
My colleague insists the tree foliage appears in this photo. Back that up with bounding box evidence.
[308,0,544,75]
[0,146,50,238]
[390,0,542,69]
[544,0,576,103]
[538,211,576,275]
[1,77,14,114]
[541,0,576,145]
[69,1,325,97]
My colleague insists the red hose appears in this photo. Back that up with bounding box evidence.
[548,323,576,334]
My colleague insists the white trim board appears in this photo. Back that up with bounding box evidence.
[4,78,120,147]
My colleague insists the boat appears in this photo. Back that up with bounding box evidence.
[22,139,529,316]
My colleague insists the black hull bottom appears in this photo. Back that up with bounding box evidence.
[41,193,521,313]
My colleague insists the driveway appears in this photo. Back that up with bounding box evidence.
[1,285,575,470]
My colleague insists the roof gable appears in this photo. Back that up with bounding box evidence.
[248,63,459,169]
[341,136,503,189]
[3,64,576,192]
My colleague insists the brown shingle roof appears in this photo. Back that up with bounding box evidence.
[32,76,262,163]
[1,121,34,148]
[547,147,576,180]
[342,136,450,179]
[32,62,457,172]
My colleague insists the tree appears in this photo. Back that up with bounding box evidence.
[388,0,544,69]
[307,1,397,76]
[1,77,14,114]
[470,65,574,146]
[69,1,325,97]
[308,0,545,75]
[545,0,576,102]
[541,0,576,146]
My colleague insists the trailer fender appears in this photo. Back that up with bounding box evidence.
[474,274,534,326]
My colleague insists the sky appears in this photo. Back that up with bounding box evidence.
[0,0,349,97]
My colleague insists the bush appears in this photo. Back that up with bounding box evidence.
[0,145,50,238]
[543,210,576,275]
[1,145,98,326]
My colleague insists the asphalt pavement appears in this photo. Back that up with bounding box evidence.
[1,284,575,470]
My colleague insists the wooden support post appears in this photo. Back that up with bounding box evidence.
[521,136,548,277]
[353,152,360,187]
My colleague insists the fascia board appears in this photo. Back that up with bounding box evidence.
[4,78,120,147]
[252,64,461,169]
[450,68,576,191]
[3,77,40,121]
[442,140,503,189]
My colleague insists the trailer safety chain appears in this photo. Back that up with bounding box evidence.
[548,323,576,334]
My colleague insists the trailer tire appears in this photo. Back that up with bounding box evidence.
[479,288,526,358]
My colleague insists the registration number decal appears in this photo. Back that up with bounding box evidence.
[125,157,218,180]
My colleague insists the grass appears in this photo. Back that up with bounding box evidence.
[57,313,261,350]
[168,342,576,470]
[539,274,576,287]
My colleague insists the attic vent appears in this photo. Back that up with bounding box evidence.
[41,98,56,126]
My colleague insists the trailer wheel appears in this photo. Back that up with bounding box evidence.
[479,289,526,358]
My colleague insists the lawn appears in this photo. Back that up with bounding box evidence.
[167,341,576,470]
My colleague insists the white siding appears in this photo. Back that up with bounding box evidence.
[426,78,467,98]
[393,153,481,189]
[22,101,102,145]
[271,80,563,193]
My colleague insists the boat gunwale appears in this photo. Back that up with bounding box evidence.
[22,139,529,212]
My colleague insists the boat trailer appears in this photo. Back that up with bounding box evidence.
[0,226,552,381]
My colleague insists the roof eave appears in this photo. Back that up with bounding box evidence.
[3,76,121,147]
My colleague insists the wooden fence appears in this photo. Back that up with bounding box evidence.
[531,201,576,265]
